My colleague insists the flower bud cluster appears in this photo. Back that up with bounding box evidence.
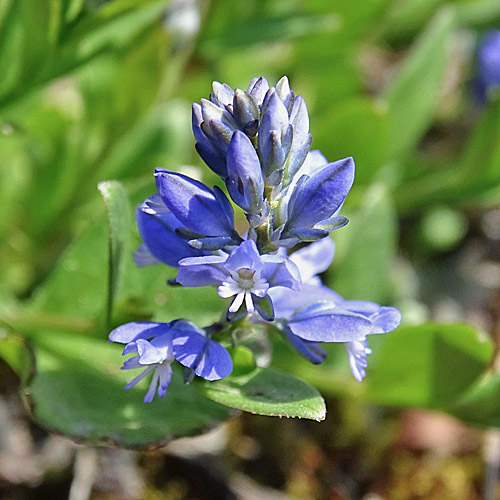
[193,77,311,186]
[192,76,353,252]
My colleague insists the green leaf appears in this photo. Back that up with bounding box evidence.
[62,0,169,62]
[394,97,500,212]
[444,96,500,206]
[199,11,337,53]
[455,0,500,27]
[329,184,397,302]
[98,181,132,325]
[200,367,326,421]
[381,0,446,41]
[26,217,223,333]
[28,223,109,324]
[313,98,390,185]
[0,1,54,101]
[366,323,493,410]
[0,0,169,112]
[271,334,363,399]
[24,331,234,449]
[451,373,500,429]
[384,7,456,159]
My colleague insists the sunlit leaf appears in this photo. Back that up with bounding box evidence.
[200,367,326,421]
[384,7,456,159]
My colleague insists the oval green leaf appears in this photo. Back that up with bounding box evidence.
[25,331,234,449]
[200,367,326,421]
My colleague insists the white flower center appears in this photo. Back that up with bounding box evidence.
[218,267,269,314]
[237,268,256,289]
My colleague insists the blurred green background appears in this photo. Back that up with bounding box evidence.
[2,0,500,498]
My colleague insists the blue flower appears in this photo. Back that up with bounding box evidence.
[154,168,241,250]
[109,320,233,403]
[226,131,264,213]
[345,338,372,383]
[476,29,500,101]
[133,194,209,267]
[176,239,301,321]
[258,88,292,177]
[278,156,354,245]
[269,238,401,381]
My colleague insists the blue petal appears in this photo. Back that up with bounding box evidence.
[172,331,233,381]
[136,337,172,365]
[199,98,238,150]
[213,186,237,226]
[135,194,207,267]
[341,300,381,315]
[288,303,373,342]
[247,76,269,107]
[233,89,259,131]
[276,149,328,223]
[226,131,264,213]
[223,240,264,275]
[275,76,294,111]
[155,169,236,238]
[369,306,402,334]
[157,363,173,398]
[261,255,301,290]
[176,255,229,287]
[340,301,401,333]
[313,216,349,231]
[187,236,236,251]
[283,96,312,183]
[289,227,331,241]
[192,103,227,178]
[293,149,329,179]
[289,238,335,283]
[285,157,354,231]
[345,339,371,382]
[212,81,234,106]
[133,244,160,267]
[253,294,275,321]
[109,322,171,344]
[282,325,327,365]
[258,89,291,175]
[269,284,342,320]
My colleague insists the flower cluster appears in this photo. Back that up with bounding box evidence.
[110,76,401,401]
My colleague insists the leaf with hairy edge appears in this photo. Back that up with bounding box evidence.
[200,367,326,421]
